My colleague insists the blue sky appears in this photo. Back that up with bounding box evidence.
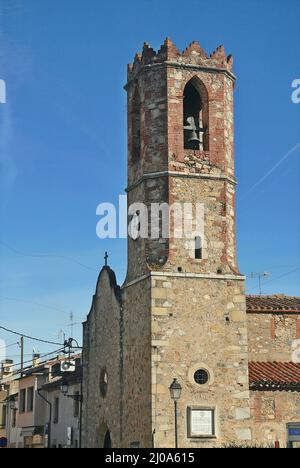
[0,0,299,360]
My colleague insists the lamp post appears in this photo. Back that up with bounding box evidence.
[169,379,182,449]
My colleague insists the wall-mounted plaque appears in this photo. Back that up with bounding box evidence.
[188,407,215,438]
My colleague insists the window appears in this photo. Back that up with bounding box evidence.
[188,407,216,438]
[195,236,202,260]
[100,368,108,398]
[53,397,59,424]
[27,387,34,412]
[132,88,141,162]
[183,78,209,151]
[194,369,209,385]
[1,405,7,427]
[19,389,26,414]
[74,392,80,418]
[104,430,112,448]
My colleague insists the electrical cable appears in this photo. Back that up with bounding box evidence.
[0,325,64,346]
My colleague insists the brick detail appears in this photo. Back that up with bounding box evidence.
[296,319,300,339]
[270,317,276,340]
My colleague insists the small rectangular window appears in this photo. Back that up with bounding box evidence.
[19,389,26,414]
[195,236,202,260]
[187,407,216,438]
[1,405,7,427]
[27,387,34,412]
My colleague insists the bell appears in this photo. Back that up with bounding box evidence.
[188,129,200,145]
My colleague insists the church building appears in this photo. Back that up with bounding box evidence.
[81,38,300,448]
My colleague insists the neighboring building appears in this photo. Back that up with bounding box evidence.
[0,387,8,444]
[18,363,49,448]
[0,354,82,448]
[0,360,22,448]
[247,296,300,447]
[43,358,82,449]
[81,38,300,448]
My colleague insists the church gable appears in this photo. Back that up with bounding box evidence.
[82,267,123,448]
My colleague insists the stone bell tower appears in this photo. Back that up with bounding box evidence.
[122,38,252,448]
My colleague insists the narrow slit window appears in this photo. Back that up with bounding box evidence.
[195,236,202,260]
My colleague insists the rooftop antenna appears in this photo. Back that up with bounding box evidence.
[58,329,66,344]
[67,313,80,339]
[70,312,74,339]
[250,272,270,295]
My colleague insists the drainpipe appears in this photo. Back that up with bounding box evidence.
[79,370,83,448]
[37,389,52,449]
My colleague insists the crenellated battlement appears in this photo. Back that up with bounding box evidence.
[127,38,233,80]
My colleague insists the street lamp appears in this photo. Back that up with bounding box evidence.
[61,379,82,402]
[61,379,69,396]
[9,396,16,410]
[169,379,182,449]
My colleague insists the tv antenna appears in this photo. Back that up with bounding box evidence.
[250,272,270,295]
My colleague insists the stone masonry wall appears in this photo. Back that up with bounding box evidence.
[165,176,237,275]
[151,274,251,448]
[247,313,300,362]
[251,391,300,447]
[82,268,122,448]
[121,277,153,448]
[126,40,238,278]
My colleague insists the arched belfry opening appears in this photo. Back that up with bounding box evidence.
[131,87,141,162]
[104,430,112,448]
[183,78,209,151]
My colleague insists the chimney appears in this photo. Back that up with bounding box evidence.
[33,351,40,367]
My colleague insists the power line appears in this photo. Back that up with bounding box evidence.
[2,353,55,358]
[240,142,300,199]
[10,348,65,370]
[0,295,69,314]
[262,267,300,287]
[0,325,64,346]
[0,342,19,351]
[247,267,300,293]
[7,350,70,378]
[0,240,98,272]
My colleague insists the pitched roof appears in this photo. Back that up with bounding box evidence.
[249,362,300,392]
[246,295,300,314]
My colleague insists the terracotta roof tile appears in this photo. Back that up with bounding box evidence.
[246,295,300,313]
[249,362,300,391]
